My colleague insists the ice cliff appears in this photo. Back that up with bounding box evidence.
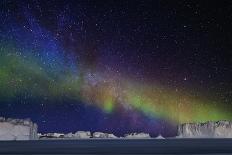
[178,120,232,138]
[0,117,38,140]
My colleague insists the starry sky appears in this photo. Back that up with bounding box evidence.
[0,0,232,137]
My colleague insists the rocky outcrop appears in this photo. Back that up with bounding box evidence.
[0,117,38,140]
[178,120,232,138]
[124,132,151,139]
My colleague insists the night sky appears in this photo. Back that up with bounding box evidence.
[0,0,232,137]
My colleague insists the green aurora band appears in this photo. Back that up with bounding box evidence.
[0,42,231,124]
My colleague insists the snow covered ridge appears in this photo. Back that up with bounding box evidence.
[0,117,38,140]
[178,120,232,138]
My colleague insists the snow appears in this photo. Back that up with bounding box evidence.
[39,131,91,139]
[39,131,118,139]
[178,120,232,138]
[39,131,154,139]
[107,133,118,138]
[64,132,73,138]
[0,117,38,140]
[74,131,91,138]
[92,132,108,138]
[124,133,151,139]
[2,116,229,140]
[155,134,165,139]
[39,133,65,139]
[92,132,118,138]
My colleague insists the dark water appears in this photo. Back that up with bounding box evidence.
[0,139,231,155]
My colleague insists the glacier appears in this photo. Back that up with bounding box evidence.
[178,120,232,138]
[0,117,38,140]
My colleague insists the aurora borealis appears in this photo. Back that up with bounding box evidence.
[0,0,232,137]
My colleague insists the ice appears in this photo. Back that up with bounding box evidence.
[178,120,232,138]
[0,117,38,140]
[92,132,118,138]
[124,132,151,139]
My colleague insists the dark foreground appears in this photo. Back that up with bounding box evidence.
[0,139,232,155]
